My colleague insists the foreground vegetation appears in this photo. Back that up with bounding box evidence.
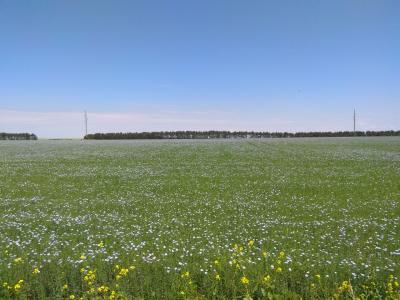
[0,138,399,299]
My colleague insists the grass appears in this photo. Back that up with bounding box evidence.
[0,137,399,299]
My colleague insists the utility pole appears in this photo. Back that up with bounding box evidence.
[84,110,88,137]
[353,108,356,133]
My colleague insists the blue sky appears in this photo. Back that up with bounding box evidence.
[0,0,399,137]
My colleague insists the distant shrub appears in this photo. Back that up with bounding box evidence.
[84,130,400,139]
[0,133,38,140]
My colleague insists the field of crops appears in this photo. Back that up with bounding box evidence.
[0,138,399,299]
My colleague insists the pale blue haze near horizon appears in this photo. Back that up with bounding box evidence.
[0,0,399,138]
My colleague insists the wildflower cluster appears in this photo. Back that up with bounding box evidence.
[115,265,130,280]
[178,271,200,298]
[333,280,355,299]
[386,275,400,298]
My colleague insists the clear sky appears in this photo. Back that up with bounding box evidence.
[0,0,399,138]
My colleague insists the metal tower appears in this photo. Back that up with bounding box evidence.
[84,110,88,137]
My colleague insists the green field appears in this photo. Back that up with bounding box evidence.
[0,138,399,299]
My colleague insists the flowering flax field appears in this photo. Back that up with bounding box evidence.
[0,138,399,300]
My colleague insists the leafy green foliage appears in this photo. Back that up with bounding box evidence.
[0,138,399,299]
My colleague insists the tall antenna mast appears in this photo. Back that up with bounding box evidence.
[353,108,356,133]
[84,110,88,137]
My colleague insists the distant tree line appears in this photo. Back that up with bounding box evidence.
[0,132,38,140]
[85,130,400,140]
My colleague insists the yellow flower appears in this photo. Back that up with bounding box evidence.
[98,285,110,293]
[248,240,254,247]
[14,257,23,263]
[63,284,68,290]
[116,275,121,280]
[13,280,23,291]
[262,251,268,258]
[69,295,75,300]
[263,275,271,282]
[98,241,104,247]
[119,268,129,276]
[84,270,96,283]
[32,268,40,274]
[278,251,285,259]
[234,244,244,253]
[240,276,249,285]
[338,280,350,292]
[80,255,86,260]
[181,271,190,278]
[315,274,321,280]
[311,283,316,288]
[214,260,219,265]
[215,274,221,281]
[275,267,282,273]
